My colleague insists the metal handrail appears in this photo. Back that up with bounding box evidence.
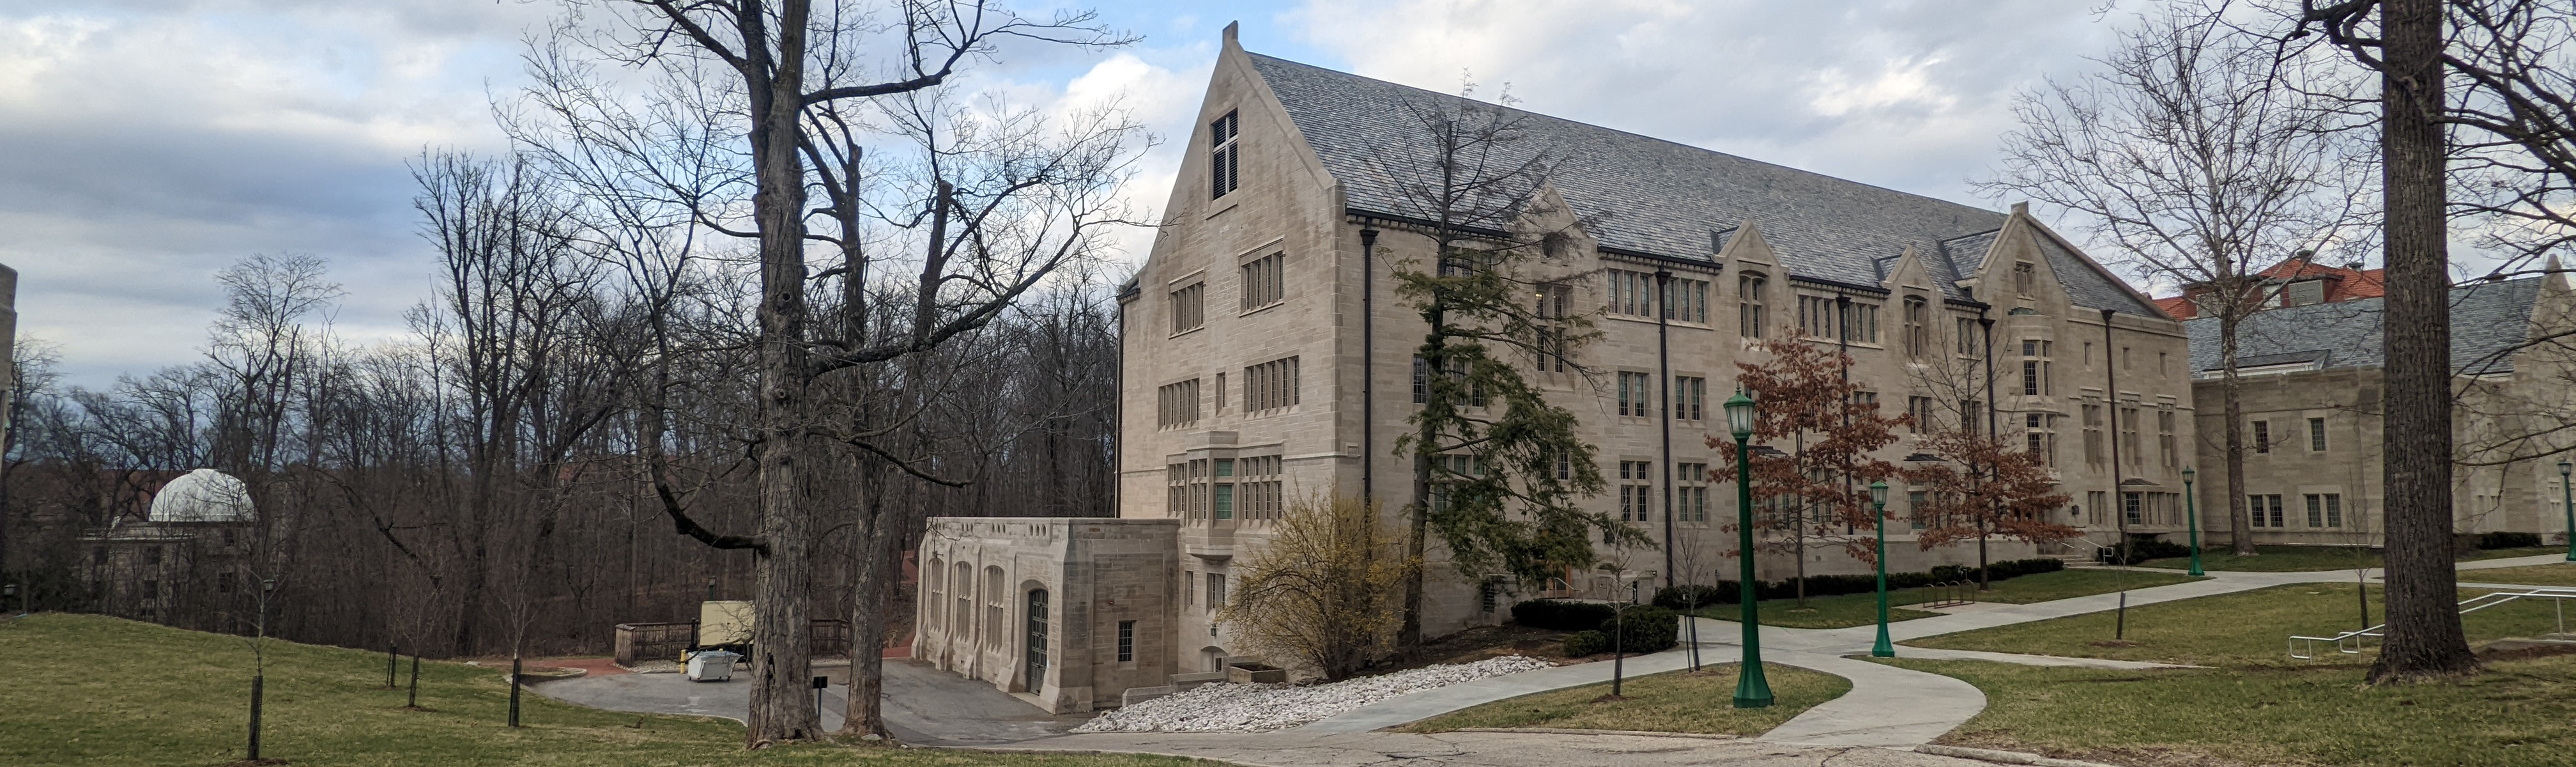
[2289,587,2576,660]
[2057,536,2115,564]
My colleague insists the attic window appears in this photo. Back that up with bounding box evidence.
[2012,262,2037,295]
[1210,111,1241,199]
[2285,279,2326,307]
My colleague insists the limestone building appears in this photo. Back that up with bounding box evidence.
[917,29,2198,712]
[2182,263,2576,547]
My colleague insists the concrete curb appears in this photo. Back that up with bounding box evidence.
[1915,744,2129,767]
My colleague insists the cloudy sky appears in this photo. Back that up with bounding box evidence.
[3,0,2151,388]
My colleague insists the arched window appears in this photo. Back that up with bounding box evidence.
[984,566,1007,648]
[926,557,946,628]
[952,561,974,640]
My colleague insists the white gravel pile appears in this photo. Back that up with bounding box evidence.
[1074,655,1554,733]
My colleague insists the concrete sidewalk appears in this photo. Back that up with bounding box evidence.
[1001,728,1998,767]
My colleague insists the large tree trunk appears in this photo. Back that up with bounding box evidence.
[841,472,909,738]
[742,0,821,741]
[2368,0,2479,684]
[1400,308,1444,651]
[2221,315,2255,555]
[1401,448,1430,649]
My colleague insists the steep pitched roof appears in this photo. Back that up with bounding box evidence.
[2182,277,2545,376]
[1245,52,2153,313]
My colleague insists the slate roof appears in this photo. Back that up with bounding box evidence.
[2182,277,2545,376]
[1245,52,2161,314]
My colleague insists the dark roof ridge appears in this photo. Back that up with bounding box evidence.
[1241,51,2000,222]
[1938,227,2006,245]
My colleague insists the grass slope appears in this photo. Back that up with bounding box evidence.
[2138,545,2558,573]
[1906,584,2573,667]
[1400,663,1847,736]
[1887,656,2576,767]
[1694,568,2203,630]
[0,614,1192,767]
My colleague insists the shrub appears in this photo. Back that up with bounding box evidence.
[2479,531,2543,550]
[2101,536,2190,564]
[1511,599,1617,631]
[1651,584,1730,610]
[1660,557,2074,609]
[1597,606,1680,654]
[1561,630,1610,656]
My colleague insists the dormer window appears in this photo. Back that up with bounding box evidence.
[2285,279,2326,306]
[1210,111,1240,199]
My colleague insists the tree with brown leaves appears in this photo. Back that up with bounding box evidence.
[1710,332,1909,605]
[1906,429,2077,589]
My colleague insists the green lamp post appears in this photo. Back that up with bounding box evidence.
[1724,389,1772,708]
[2559,460,2572,561]
[2182,466,2204,577]
[1869,479,1893,658]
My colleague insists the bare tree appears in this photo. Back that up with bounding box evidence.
[518,1,1142,741]
[1977,6,2375,556]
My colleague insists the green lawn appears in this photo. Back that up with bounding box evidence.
[1694,568,2204,630]
[1906,583,2574,667]
[1401,663,1847,736]
[2463,561,2576,586]
[1886,656,2576,767]
[2138,545,2559,573]
[0,614,1197,767]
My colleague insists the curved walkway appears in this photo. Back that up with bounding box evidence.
[550,555,2576,765]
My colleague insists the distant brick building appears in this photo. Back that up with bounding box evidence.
[919,27,2198,711]
[2154,252,2387,320]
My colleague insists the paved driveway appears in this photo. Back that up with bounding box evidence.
[528,658,1086,745]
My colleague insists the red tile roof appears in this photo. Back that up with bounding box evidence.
[2149,256,2384,319]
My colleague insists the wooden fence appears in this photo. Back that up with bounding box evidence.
[615,619,852,667]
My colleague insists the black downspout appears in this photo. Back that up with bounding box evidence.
[1836,294,1853,536]
[1362,227,1379,504]
[1114,295,1124,518]
[1657,269,1675,588]
[2104,309,2129,638]
[2105,308,2124,553]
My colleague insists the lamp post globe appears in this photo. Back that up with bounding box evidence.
[1869,480,1893,658]
[1724,390,1756,440]
[2181,466,2204,577]
[2559,460,2573,561]
[1724,388,1770,708]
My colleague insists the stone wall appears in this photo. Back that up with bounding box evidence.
[916,517,1178,713]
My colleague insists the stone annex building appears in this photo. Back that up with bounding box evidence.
[915,29,2199,713]
[2181,263,2576,546]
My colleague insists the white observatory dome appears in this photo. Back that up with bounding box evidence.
[147,469,256,523]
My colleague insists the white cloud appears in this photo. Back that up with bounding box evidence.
[4,0,2168,386]
[0,1,543,387]
[1282,0,2118,205]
